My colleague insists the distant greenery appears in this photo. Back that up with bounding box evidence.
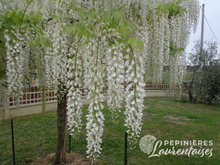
[1,97,219,165]
[185,40,220,104]
[161,71,192,83]
[156,0,187,18]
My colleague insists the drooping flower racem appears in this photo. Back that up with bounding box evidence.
[2,0,200,161]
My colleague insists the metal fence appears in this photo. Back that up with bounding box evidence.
[144,82,169,90]
[9,87,57,107]
[8,83,169,107]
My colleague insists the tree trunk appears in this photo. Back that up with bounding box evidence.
[53,90,67,165]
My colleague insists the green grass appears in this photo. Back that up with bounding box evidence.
[0,97,220,165]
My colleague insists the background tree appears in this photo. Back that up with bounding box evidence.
[189,40,218,68]
[186,40,220,104]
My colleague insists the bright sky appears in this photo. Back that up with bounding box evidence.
[187,0,220,56]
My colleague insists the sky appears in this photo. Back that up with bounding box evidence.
[187,0,220,56]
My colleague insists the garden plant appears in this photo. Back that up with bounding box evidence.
[0,0,200,164]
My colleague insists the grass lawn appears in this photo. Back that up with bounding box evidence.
[0,97,219,165]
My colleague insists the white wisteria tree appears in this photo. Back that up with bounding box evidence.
[0,0,199,164]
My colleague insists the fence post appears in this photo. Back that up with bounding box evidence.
[11,119,16,165]
[68,134,71,153]
[124,131,128,165]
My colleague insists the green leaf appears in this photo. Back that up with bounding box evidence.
[25,0,33,3]
[75,22,87,35]
[112,10,124,22]
[118,20,127,37]
[118,19,135,37]
[156,0,186,18]
[0,70,6,80]
[125,37,144,51]
[178,47,185,52]
[169,41,184,55]
[28,40,35,47]
[29,11,43,23]
[65,22,92,39]
[63,24,75,33]
[4,10,23,26]
[67,54,75,59]
[33,35,50,47]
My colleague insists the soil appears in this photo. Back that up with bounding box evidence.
[30,152,99,165]
[163,115,190,125]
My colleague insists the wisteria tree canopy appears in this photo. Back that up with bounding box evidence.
[0,0,200,160]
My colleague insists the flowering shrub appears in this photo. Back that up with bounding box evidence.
[1,0,199,160]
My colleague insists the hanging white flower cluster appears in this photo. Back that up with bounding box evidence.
[181,0,200,32]
[66,36,85,137]
[65,17,110,157]
[45,23,68,90]
[2,0,200,161]
[169,15,188,92]
[106,43,125,120]
[144,0,199,85]
[124,48,146,147]
[145,12,169,83]
[64,4,147,157]
[123,23,148,148]
[4,28,31,96]
[65,0,200,159]
[169,0,199,87]
[83,38,107,159]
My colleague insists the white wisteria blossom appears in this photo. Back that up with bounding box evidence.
[106,43,125,120]
[5,28,30,96]
[66,37,85,136]
[1,0,200,161]
[45,23,68,90]
[124,49,146,147]
[83,38,107,159]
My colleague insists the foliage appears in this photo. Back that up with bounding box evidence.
[0,12,6,84]
[200,62,220,104]
[169,40,185,56]
[156,0,187,18]
[189,40,218,67]
[184,40,220,104]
